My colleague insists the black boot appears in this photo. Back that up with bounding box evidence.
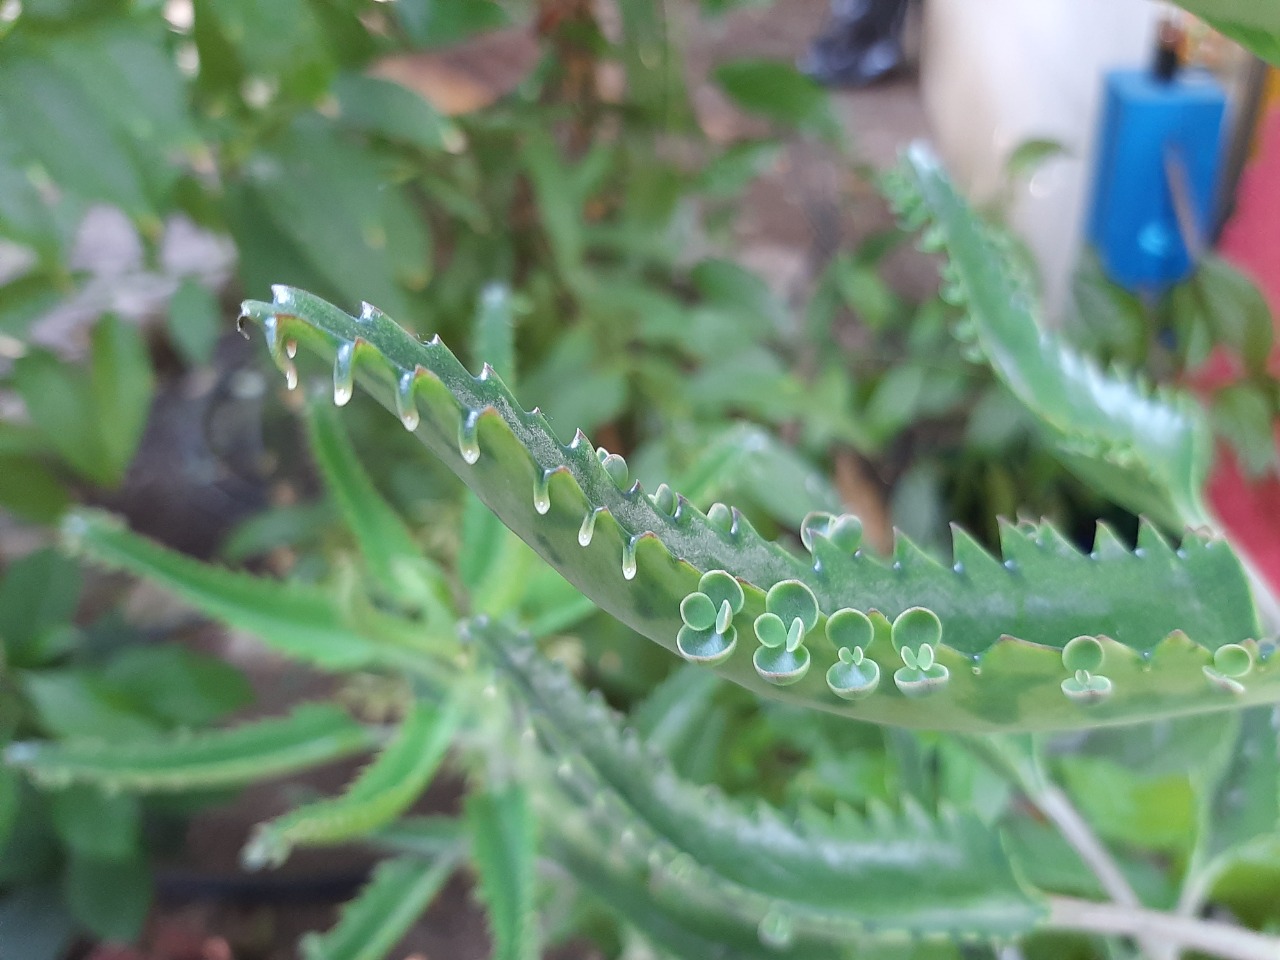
[799,0,910,88]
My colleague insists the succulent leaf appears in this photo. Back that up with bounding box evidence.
[889,144,1212,530]
[466,617,1044,937]
[242,698,459,869]
[240,287,1273,731]
[302,853,459,960]
[5,704,374,792]
[60,509,443,671]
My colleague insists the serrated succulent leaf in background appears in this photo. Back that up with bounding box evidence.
[303,397,448,611]
[302,853,460,960]
[243,698,459,869]
[466,785,539,960]
[59,509,441,671]
[5,704,374,792]
[889,144,1212,530]
[467,618,1043,938]
[240,288,1273,730]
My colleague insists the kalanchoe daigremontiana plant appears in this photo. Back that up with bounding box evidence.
[9,143,1280,960]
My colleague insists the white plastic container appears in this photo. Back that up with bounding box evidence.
[920,0,1161,317]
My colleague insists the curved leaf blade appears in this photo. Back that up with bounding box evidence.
[467,618,1045,938]
[243,698,459,868]
[5,704,374,792]
[302,853,459,960]
[889,143,1212,529]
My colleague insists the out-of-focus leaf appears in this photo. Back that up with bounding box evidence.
[520,329,626,440]
[393,0,509,47]
[697,139,782,196]
[63,853,151,943]
[689,257,783,331]
[102,646,253,728]
[714,59,838,140]
[22,671,160,742]
[1004,139,1067,182]
[168,279,221,366]
[304,398,446,609]
[1212,384,1278,478]
[523,127,584,286]
[334,73,463,154]
[50,786,140,862]
[302,854,459,960]
[243,698,458,868]
[90,314,154,484]
[61,508,435,670]
[674,423,841,529]
[1070,252,1150,366]
[1058,754,1197,854]
[203,0,330,92]
[1170,255,1275,376]
[6,704,375,793]
[0,58,150,220]
[254,117,426,322]
[466,786,537,960]
[0,269,68,335]
[220,501,337,562]
[833,254,903,332]
[1171,1,1280,64]
[13,349,110,486]
[0,548,81,669]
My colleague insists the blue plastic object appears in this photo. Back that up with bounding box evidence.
[1087,69,1228,291]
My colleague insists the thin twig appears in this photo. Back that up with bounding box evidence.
[1047,896,1280,960]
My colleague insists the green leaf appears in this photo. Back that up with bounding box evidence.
[673,423,842,530]
[893,144,1213,529]
[466,786,538,960]
[0,455,72,524]
[471,619,1044,937]
[303,399,446,609]
[0,548,81,668]
[6,703,375,793]
[1058,755,1197,854]
[333,73,463,155]
[1195,708,1280,887]
[471,282,517,389]
[167,279,222,366]
[393,0,509,48]
[0,56,151,221]
[243,699,459,869]
[50,786,139,862]
[89,314,154,484]
[1170,255,1275,377]
[697,140,784,197]
[1171,1,1280,64]
[63,853,151,943]
[302,854,458,960]
[13,348,112,486]
[60,508,435,670]
[241,287,1269,732]
[522,127,585,286]
[23,670,160,742]
[254,117,425,322]
[1211,384,1278,478]
[714,60,838,140]
[101,646,253,727]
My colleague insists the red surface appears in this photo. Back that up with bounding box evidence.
[1203,107,1280,593]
